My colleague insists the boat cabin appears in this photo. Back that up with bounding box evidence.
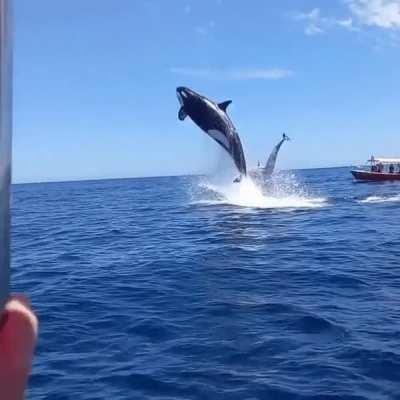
[367,157,400,173]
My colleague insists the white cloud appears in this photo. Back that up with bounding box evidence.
[336,17,354,28]
[170,67,294,80]
[293,7,356,35]
[295,8,322,20]
[293,1,400,47]
[305,24,325,35]
[294,8,320,22]
[348,0,400,29]
[229,68,294,80]
[294,8,325,34]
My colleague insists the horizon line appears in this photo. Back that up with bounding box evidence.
[13,165,354,185]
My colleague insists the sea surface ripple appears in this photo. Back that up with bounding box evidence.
[12,167,400,399]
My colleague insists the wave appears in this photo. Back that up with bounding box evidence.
[192,174,327,210]
[358,194,400,204]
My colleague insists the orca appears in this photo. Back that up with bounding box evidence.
[176,86,247,178]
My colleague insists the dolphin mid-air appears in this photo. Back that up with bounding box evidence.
[250,133,290,181]
[176,86,247,179]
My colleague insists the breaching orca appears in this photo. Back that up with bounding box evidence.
[176,86,247,179]
[250,133,289,181]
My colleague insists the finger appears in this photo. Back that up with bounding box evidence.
[9,294,31,310]
[0,297,38,373]
[0,296,38,400]
[4,297,38,337]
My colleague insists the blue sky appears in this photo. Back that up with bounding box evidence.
[13,0,400,182]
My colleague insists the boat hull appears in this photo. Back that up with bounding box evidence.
[351,170,400,181]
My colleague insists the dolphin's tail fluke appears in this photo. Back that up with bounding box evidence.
[264,133,290,176]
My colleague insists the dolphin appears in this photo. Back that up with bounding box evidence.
[250,133,289,181]
[176,86,247,179]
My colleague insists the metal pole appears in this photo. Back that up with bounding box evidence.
[0,0,12,312]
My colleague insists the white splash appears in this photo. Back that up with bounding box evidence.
[194,174,327,210]
[358,194,400,204]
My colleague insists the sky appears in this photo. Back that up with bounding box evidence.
[13,0,400,183]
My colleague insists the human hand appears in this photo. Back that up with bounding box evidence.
[0,294,38,400]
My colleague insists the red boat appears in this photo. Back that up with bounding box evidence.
[351,157,400,181]
[351,170,400,181]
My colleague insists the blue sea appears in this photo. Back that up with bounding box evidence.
[12,167,400,399]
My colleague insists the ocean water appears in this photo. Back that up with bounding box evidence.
[12,167,400,400]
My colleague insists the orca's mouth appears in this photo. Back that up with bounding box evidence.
[176,89,188,120]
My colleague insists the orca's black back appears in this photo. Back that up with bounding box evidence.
[185,96,220,133]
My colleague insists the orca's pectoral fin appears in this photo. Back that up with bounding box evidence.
[233,175,242,183]
[178,107,187,121]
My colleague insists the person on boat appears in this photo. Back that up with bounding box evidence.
[0,294,38,399]
[371,164,377,172]
[389,164,394,173]
[377,162,384,173]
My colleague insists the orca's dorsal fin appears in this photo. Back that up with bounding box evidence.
[218,100,232,112]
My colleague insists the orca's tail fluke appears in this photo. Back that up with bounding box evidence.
[283,133,290,141]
